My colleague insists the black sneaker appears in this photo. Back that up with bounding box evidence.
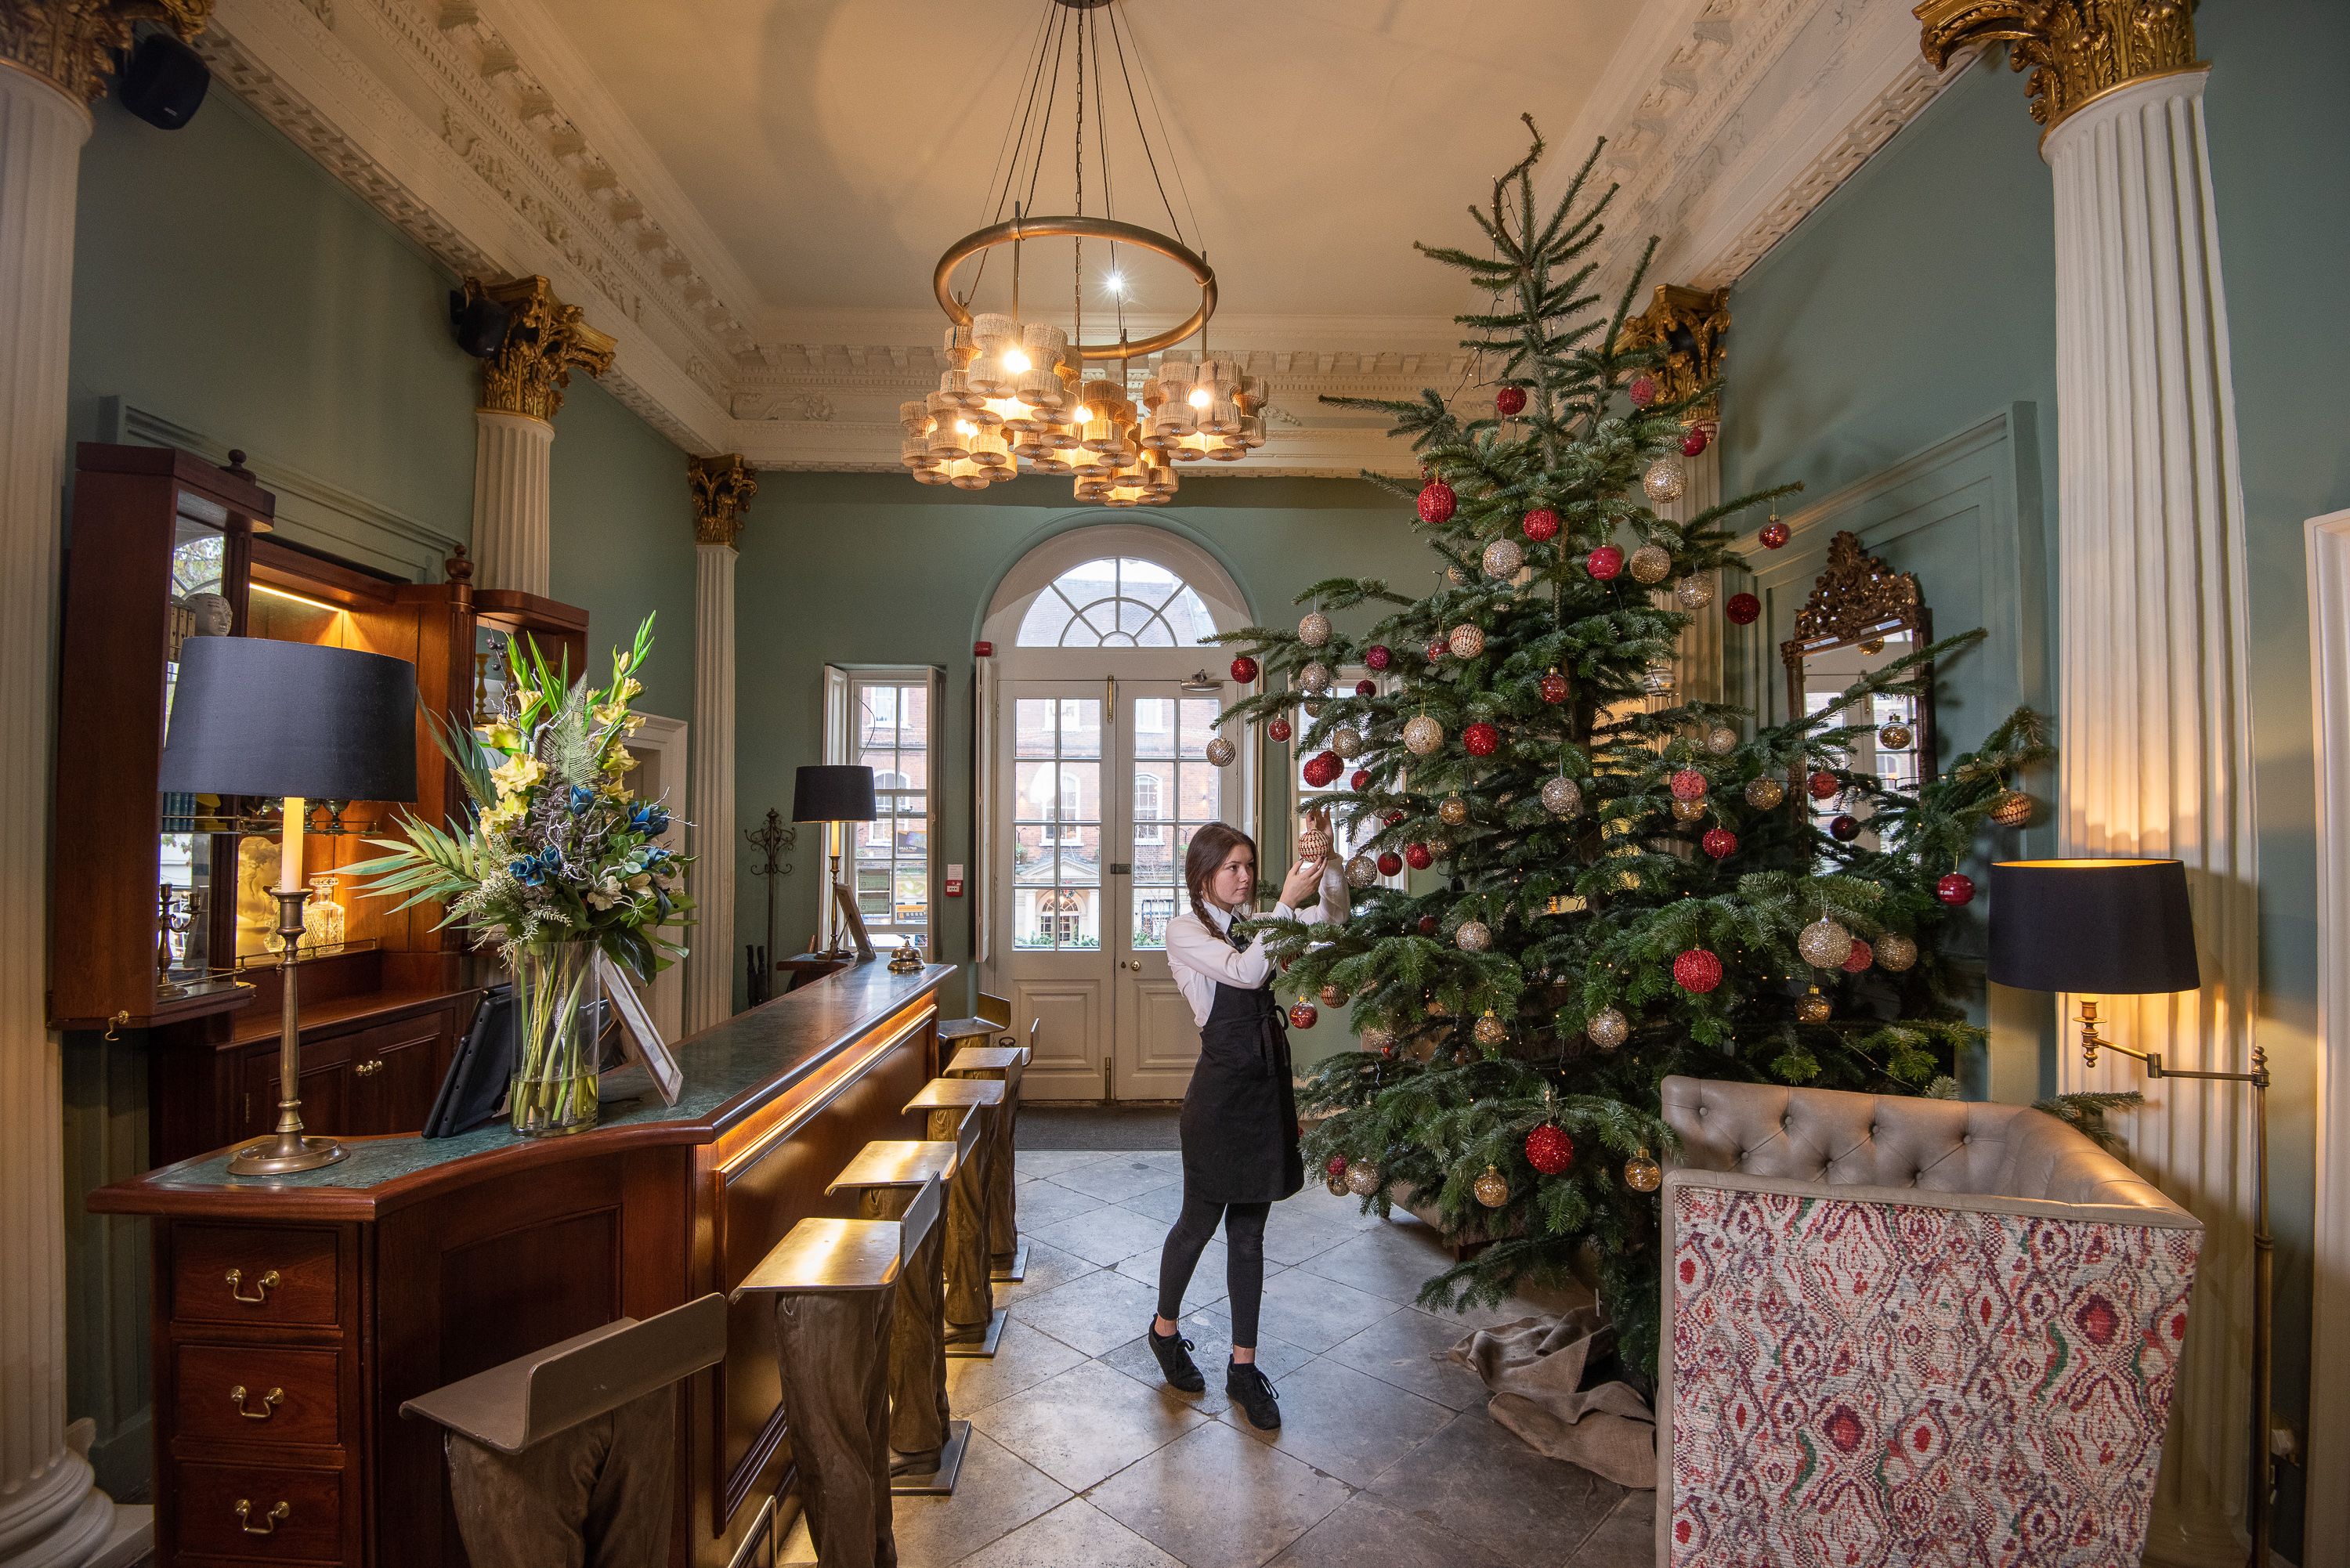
[1227,1360,1282,1429]
[1148,1324,1206,1393]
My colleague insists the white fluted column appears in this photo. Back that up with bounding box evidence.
[2046,68,2260,1563]
[0,57,149,1568]
[469,409,554,597]
[684,455,754,1031]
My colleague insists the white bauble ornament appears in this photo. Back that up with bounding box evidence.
[1345,854,1379,888]
[1629,544,1672,585]
[1704,724,1739,756]
[1298,611,1332,647]
[1587,1007,1629,1050]
[1541,775,1583,817]
[1403,715,1444,756]
[1481,539,1524,580]
[1205,736,1237,767]
[1332,726,1363,759]
[1643,454,1687,504]
[1448,623,1485,659]
[1454,920,1491,953]
[1303,700,1324,719]
[1298,661,1332,695]
[1675,575,1716,609]
[1797,917,1855,970]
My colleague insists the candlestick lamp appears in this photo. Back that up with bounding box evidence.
[791,764,876,958]
[160,636,418,1175]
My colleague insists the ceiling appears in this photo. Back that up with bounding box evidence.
[537,1,1646,341]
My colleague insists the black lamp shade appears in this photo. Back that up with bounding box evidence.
[792,764,877,823]
[1987,858,2200,995]
[160,637,418,802]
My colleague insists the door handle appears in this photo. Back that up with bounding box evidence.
[1126,959,1143,971]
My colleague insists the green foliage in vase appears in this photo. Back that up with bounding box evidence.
[349,615,693,982]
[1216,121,2053,1376]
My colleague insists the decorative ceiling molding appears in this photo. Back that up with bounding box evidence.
[199,0,1958,477]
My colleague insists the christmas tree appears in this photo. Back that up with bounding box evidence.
[1213,121,2051,1375]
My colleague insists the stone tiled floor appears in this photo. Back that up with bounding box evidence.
[781,1150,1654,1568]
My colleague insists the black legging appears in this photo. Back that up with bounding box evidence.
[1156,1195,1271,1348]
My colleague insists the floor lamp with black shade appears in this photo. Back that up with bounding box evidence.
[792,764,875,958]
[1988,856,2273,1566]
[160,637,418,1176]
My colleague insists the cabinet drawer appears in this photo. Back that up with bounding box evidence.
[172,1226,340,1328]
[172,1460,343,1562]
[175,1344,342,1446]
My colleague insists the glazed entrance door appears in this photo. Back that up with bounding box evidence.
[1001,685,1112,1099]
[1112,683,1228,1099]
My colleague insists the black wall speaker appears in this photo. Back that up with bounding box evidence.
[447,290,512,359]
[118,32,210,131]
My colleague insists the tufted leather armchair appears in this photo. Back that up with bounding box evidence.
[1654,1075,2202,1568]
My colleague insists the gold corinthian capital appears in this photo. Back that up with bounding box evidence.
[1916,0,2202,133]
[1617,284,1731,428]
[461,275,616,424]
[1,1,212,104]
[689,454,757,548]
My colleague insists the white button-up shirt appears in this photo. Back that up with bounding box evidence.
[1163,862,1350,1028]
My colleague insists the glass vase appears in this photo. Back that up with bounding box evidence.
[510,940,601,1136]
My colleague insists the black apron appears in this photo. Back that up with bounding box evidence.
[1177,921,1304,1205]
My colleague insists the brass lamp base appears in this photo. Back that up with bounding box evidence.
[227,1129,347,1176]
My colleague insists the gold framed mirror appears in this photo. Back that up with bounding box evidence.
[1781,531,1932,839]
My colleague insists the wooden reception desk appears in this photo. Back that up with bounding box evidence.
[91,960,954,1568]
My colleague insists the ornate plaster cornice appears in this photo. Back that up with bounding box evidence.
[463,273,614,421]
[1915,0,2200,132]
[688,453,755,547]
[1618,284,1730,427]
[2,0,212,103]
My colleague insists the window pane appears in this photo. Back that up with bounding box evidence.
[1017,592,1076,648]
[1054,826,1101,883]
[1121,558,1177,592]
[1058,700,1101,757]
[1133,766,1170,822]
[897,683,927,737]
[1165,587,1214,645]
[1133,889,1179,951]
[1178,699,1220,757]
[892,868,928,927]
[1133,698,1176,758]
[1133,823,1177,883]
[891,751,928,790]
[1013,824,1054,884]
[1014,698,1058,757]
[859,750,904,786]
[892,796,926,855]
[1055,761,1099,823]
[1178,762,1220,822]
[1013,887,1054,948]
[1014,760,1058,820]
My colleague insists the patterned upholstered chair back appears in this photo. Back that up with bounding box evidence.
[1654,1075,2201,1567]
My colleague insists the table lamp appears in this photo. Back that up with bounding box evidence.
[792,764,875,957]
[1988,857,2273,1566]
[160,636,418,1175]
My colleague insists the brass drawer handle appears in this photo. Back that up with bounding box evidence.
[234,1499,290,1535]
[229,1383,284,1420]
[224,1268,280,1304]
[354,1057,384,1078]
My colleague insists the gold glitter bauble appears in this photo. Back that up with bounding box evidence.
[1298,611,1332,647]
[1206,736,1237,767]
[1798,917,1855,969]
[1876,933,1918,972]
[1744,776,1787,810]
[1404,714,1444,755]
[1988,789,2034,827]
[1473,1165,1511,1208]
[1326,1173,1351,1196]
[1473,1010,1508,1046]
[1439,795,1470,826]
[1455,920,1491,953]
[1675,576,1716,609]
[1482,539,1524,579]
[1878,722,1914,751]
[1448,623,1486,659]
[1303,700,1323,719]
[1423,833,1450,857]
[1541,775,1583,817]
[1446,565,1465,585]
[1671,799,1708,822]
[1298,661,1332,695]
[1332,726,1364,759]
[1320,983,1347,1007]
[1643,455,1687,504]
[1629,544,1672,584]
[1625,1149,1663,1193]
[1344,1159,1383,1197]
[1797,988,1834,1024]
[1346,854,1379,887]
[1704,724,1739,756]
[1587,1007,1629,1050]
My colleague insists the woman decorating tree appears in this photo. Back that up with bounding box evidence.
[1144,810,1346,1429]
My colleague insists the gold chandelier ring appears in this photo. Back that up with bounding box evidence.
[933,215,1217,362]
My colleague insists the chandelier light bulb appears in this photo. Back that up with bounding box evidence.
[1002,347,1031,374]
[1073,405,1094,425]
[955,420,976,436]
[1106,271,1124,294]
[1188,385,1213,409]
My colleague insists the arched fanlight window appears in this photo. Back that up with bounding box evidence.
[1014,557,1216,648]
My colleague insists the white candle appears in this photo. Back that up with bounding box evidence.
[280,795,306,894]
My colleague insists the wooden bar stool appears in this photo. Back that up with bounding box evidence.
[903,1078,1007,1357]
[827,1136,974,1494]
[733,1178,942,1568]
[946,1038,1032,1282]
[935,990,1012,1052]
[400,1295,727,1568]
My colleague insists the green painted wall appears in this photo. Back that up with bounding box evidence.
[728,471,1427,1053]
[1720,14,2348,1552]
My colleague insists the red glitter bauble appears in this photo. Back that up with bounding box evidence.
[1425,638,1448,663]
[1760,519,1790,550]
[1725,592,1762,625]
[1463,721,1501,757]
[1669,769,1708,801]
[1383,809,1405,826]
[1289,1002,1318,1029]
[1830,813,1862,842]
[1417,915,1438,935]
[1417,479,1457,525]
[1230,655,1260,684]
[1701,828,1738,859]
[1377,851,1404,877]
[1404,843,1434,871]
[1356,678,1377,697]
[1350,768,1370,791]
[1936,872,1976,907]
[1681,428,1709,457]
[1522,508,1561,543]
[1673,948,1725,993]
[1524,1123,1575,1176]
[1326,1155,1349,1177]
[1629,375,1659,408]
[1365,644,1392,670]
[1267,717,1292,743]
[1538,669,1569,705]
[1842,938,1875,974]
[1495,385,1528,416]
[1587,545,1625,580]
[1807,771,1841,800]
[1303,750,1343,788]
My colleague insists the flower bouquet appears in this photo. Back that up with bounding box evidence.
[350,616,691,1135]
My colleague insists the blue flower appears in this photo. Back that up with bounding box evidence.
[569,785,595,815]
[631,802,671,836]
[508,856,541,885]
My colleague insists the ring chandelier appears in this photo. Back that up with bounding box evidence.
[901,0,1264,503]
